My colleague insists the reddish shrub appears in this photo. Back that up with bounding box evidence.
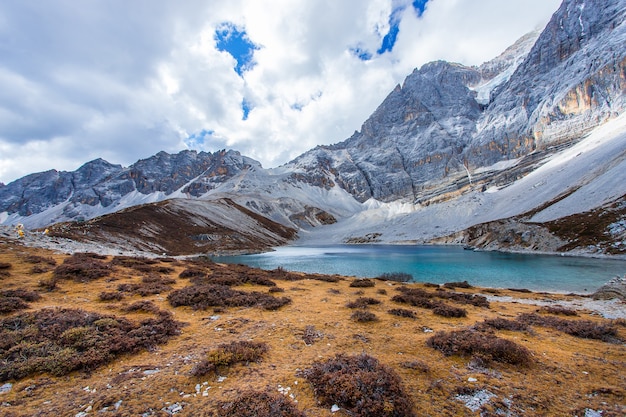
[191,340,269,377]
[303,353,416,417]
[477,318,529,332]
[98,291,124,301]
[351,310,378,322]
[350,279,375,288]
[517,313,619,342]
[426,329,532,366]
[0,307,181,381]
[0,297,29,314]
[24,255,57,266]
[53,253,111,282]
[123,300,160,313]
[168,284,291,311]
[537,306,578,316]
[0,289,41,302]
[443,280,472,289]
[432,303,467,318]
[218,390,305,417]
[346,297,381,309]
[388,308,417,319]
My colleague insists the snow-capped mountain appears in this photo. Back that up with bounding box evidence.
[1,0,625,256]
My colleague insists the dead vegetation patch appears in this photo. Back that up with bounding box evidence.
[0,307,181,381]
[302,353,416,417]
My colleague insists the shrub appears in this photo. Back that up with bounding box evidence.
[376,272,413,282]
[346,297,381,309]
[0,289,41,302]
[191,340,269,377]
[168,284,291,311]
[351,310,378,322]
[268,286,285,293]
[432,303,467,318]
[123,300,160,313]
[117,275,173,296]
[0,308,181,381]
[98,291,124,302]
[179,268,207,279]
[190,271,277,287]
[537,306,578,316]
[434,291,490,308]
[443,280,472,289]
[38,277,59,292]
[53,253,111,282]
[517,313,619,342]
[426,329,532,366]
[388,308,417,319]
[303,353,416,417]
[423,282,440,288]
[349,279,375,288]
[217,390,305,417]
[477,318,529,332]
[24,255,57,266]
[109,256,175,274]
[0,289,41,314]
[0,297,29,314]
[392,287,435,309]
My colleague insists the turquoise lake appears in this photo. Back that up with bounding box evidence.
[213,245,626,293]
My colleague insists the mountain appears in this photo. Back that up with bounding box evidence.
[1,0,625,256]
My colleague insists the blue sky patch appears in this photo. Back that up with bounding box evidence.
[350,46,373,61]
[412,0,428,17]
[376,0,429,55]
[241,98,252,120]
[215,23,260,76]
[185,129,214,147]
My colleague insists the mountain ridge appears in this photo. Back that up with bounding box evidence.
[1,0,625,257]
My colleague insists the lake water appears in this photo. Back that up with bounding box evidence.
[213,245,626,293]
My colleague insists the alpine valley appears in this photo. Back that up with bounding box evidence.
[1,0,625,257]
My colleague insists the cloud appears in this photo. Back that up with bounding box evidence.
[0,0,561,184]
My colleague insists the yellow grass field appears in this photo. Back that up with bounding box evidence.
[0,239,624,416]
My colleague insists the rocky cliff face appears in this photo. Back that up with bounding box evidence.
[471,0,626,165]
[286,60,484,203]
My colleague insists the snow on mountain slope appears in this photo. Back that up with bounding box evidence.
[298,114,626,246]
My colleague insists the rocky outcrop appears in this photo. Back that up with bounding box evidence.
[592,275,626,300]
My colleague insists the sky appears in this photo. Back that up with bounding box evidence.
[0,0,562,184]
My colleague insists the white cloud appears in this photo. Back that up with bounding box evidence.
[0,0,562,184]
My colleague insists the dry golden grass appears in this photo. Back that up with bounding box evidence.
[0,239,624,416]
